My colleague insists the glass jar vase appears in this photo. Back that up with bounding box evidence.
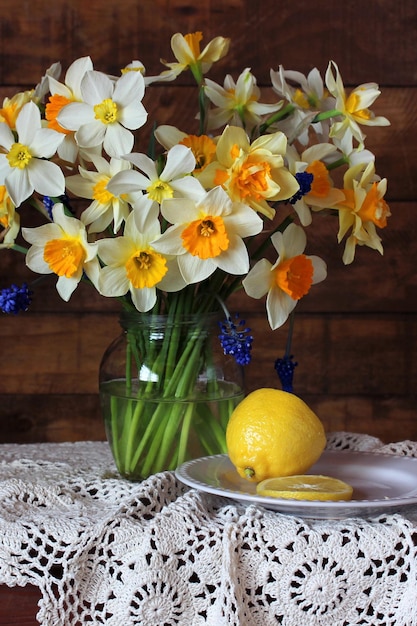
[99,310,245,481]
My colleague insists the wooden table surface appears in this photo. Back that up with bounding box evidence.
[0,586,41,626]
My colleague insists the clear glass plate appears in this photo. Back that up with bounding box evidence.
[175,450,417,519]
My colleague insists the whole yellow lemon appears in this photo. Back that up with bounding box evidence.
[226,388,326,482]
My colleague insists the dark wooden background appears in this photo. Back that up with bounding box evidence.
[1,0,416,449]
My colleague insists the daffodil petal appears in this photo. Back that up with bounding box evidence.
[310,255,327,284]
[178,254,216,284]
[153,125,187,150]
[56,275,79,302]
[99,265,130,296]
[15,101,40,144]
[215,234,249,275]
[58,102,94,131]
[162,144,195,180]
[22,222,61,246]
[266,287,297,330]
[28,159,65,197]
[103,123,134,159]
[242,258,271,298]
[118,100,148,130]
[169,176,206,201]
[76,120,106,148]
[0,124,15,151]
[82,70,113,103]
[130,285,157,312]
[5,167,32,207]
[25,245,52,274]
[113,71,145,106]
[30,128,64,159]
[159,198,197,225]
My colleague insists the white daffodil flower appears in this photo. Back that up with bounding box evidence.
[98,197,186,312]
[22,203,99,301]
[325,61,390,145]
[0,101,65,207]
[243,223,327,330]
[65,154,141,234]
[270,65,333,144]
[152,185,263,284]
[34,61,62,102]
[46,56,94,163]
[204,67,282,132]
[57,69,147,158]
[107,143,205,204]
[118,60,177,85]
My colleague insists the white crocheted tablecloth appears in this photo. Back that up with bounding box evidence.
[1,432,417,626]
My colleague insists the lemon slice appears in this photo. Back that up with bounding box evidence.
[256,474,353,501]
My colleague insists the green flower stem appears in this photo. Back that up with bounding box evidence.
[258,103,295,134]
[139,407,176,475]
[125,327,204,473]
[123,398,148,472]
[109,394,122,469]
[312,108,342,123]
[136,326,207,474]
[125,337,133,396]
[326,156,349,171]
[105,290,244,480]
[250,214,294,261]
[127,404,165,474]
[155,344,205,458]
[175,402,194,465]
[11,244,29,254]
[197,404,228,452]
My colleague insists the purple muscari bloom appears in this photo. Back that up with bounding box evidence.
[43,196,54,220]
[43,194,75,220]
[274,354,298,393]
[288,171,313,204]
[0,283,33,314]
[218,314,253,366]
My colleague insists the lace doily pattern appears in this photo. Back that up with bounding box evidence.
[1,433,417,626]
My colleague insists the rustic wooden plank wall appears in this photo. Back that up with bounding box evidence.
[0,0,416,448]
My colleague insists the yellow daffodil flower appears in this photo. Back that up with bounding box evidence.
[243,223,327,330]
[335,161,391,264]
[285,143,345,225]
[198,125,299,218]
[0,90,35,131]
[161,32,230,82]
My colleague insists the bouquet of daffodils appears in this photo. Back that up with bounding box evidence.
[0,32,391,477]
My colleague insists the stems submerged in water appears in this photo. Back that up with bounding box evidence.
[100,309,245,480]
